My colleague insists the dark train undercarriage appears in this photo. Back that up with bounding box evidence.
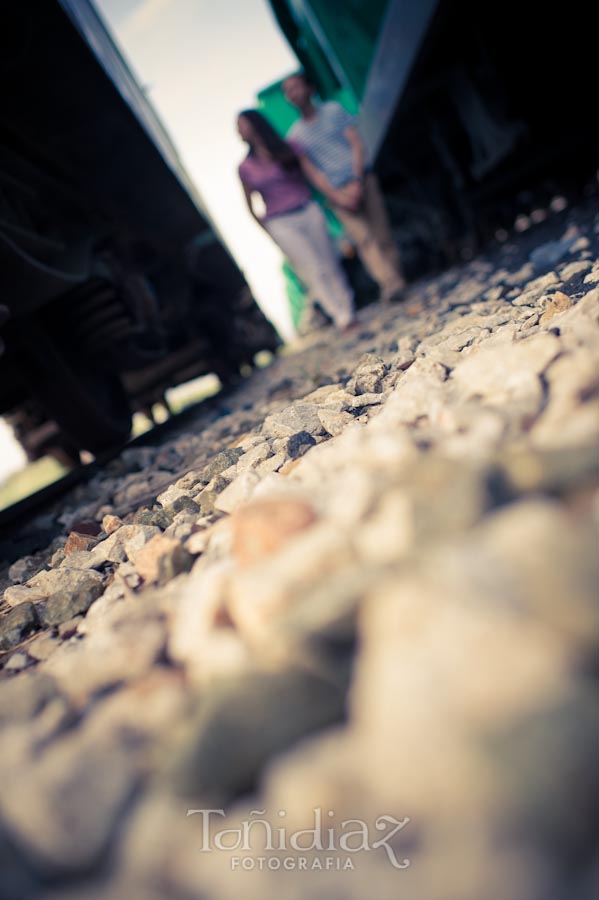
[371,0,599,276]
[0,2,279,464]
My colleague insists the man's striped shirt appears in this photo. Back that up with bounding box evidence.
[287,102,358,189]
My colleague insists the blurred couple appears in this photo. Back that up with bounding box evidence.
[237,72,405,334]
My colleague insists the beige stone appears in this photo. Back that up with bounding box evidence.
[231,497,317,566]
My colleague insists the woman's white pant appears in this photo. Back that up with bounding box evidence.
[265,202,355,329]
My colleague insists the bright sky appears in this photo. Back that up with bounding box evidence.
[96,0,299,339]
[0,0,299,482]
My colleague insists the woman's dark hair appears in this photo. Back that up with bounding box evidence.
[238,109,299,171]
[291,70,314,88]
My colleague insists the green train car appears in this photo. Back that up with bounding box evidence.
[265,0,598,276]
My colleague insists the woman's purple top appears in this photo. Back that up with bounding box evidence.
[238,142,311,220]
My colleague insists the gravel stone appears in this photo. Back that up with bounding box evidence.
[196,490,219,516]
[4,569,105,616]
[317,408,354,436]
[27,631,61,662]
[164,495,200,516]
[4,653,30,672]
[0,735,137,875]
[101,515,123,535]
[345,353,388,395]
[91,525,161,566]
[0,671,59,724]
[134,534,193,586]
[132,507,172,529]
[0,602,39,651]
[171,666,346,803]
[560,259,592,281]
[214,470,261,514]
[235,441,273,472]
[38,580,104,627]
[231,498,317,566]
[8,558,43,585]
[262,403,325,438]
[199,448,244,482]
[529,238,574,271]
[539,290,573,325]
[64,532,99,555]
[155,485,190,509]
[286,431,317,459]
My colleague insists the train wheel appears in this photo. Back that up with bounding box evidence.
[16,317,132,454]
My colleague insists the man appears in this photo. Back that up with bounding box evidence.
[283,72,406,304]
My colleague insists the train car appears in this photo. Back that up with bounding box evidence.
[267,0,598,275]
[0,1,279,463]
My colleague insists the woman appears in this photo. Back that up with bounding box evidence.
[237,109,355,331]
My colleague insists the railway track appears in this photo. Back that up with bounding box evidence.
[0,383,253,559]
[0,198,598,899]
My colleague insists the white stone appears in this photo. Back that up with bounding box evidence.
[560,259,592,281]
[236,442,273,472]
[214,470,261,514]
[156,484,190,508]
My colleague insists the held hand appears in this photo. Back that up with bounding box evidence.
[331,179,363,212]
